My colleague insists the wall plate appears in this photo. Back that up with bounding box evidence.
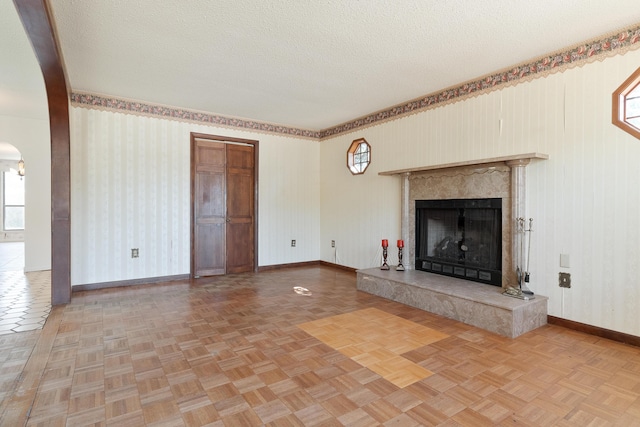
[559,272,571,288]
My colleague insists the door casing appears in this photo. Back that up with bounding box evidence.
[190,132,259,277]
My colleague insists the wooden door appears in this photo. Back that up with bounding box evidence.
[226,144,254,273]
[193,140,227,276]
[192,134,256,277]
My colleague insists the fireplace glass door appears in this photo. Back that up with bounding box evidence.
[415,198,502,285]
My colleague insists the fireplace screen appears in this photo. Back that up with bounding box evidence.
[415,198,502,286]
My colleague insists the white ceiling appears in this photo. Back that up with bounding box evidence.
[3,1,640,134]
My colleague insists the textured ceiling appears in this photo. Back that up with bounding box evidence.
[4,1,640,134]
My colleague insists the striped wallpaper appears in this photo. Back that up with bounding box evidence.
[319,48,640,336]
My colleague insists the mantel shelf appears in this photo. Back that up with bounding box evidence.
[379,152,549,176]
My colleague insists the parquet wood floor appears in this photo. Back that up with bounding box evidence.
[1,266,640,426]
[299,308,449,388]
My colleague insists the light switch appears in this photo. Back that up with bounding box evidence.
[560,253,570,268]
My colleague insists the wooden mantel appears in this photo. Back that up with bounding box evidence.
[379,152,549,176]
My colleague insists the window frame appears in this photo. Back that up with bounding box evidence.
[346,138,371,175]
[612,66,640,140]
[2,170,25,231]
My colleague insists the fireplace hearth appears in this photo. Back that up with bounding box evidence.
[415,198,502,286]
[360,154,549,336]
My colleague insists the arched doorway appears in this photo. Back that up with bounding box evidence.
[0,143,51,334]
[10,0,70,305]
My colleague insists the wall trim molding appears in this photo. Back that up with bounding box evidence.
[257,260,357,273]
[72,274,190,292]
[257,261,322,272]
[69,24,640,141]
[318,261,357,273]
[71,92,321,141]
[547,315,640,348]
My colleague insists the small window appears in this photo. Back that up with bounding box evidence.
[613,67,640,140]
[3,170,25,231]
[347,138,371,175]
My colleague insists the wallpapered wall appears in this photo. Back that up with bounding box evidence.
[69,108,320,285]
[320,48,640,337]
[71,47,640,337]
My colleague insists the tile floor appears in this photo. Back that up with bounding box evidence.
[1,266,640,426]
[0,242,52,335]
[0,241,24,271]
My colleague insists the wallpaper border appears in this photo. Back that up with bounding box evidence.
[70,24,640,141]
[70,92,322,140]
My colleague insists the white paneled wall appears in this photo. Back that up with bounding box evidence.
[70,107,320,285]
[320,129,401,269]
[258,134,321,265]
[321,49,640,336]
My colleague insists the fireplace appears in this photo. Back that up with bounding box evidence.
[415,198,502,286]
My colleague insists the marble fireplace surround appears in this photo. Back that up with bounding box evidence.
[356,153,550,338]
[381,152,549,284]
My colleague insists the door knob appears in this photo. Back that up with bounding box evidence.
[226,218,231,222]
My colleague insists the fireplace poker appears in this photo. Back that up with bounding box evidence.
[517,217,525,289]
[504,218,535,300]
[522,218,534,295]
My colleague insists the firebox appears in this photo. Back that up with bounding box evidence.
[415,198,502,286]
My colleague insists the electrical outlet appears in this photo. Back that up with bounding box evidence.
[559,272,571,288]
[291,240,296,247]
[131,248,139,258]
[331,240,335,247]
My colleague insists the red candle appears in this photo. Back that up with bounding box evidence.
[397,239,404,248]
[381,239,388,248]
